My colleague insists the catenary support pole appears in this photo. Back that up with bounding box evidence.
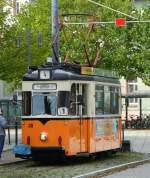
[52,0,59,63]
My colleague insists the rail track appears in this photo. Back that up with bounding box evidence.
[0,152,149,178]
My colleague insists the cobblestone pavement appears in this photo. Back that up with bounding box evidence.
[0,129,22,165]
[0,150,23,165]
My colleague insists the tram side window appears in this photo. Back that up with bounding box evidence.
[69,84,87,115]
[69,84,77,115]
[95,85,104,115]
[22,92,31,116]
[104,86,111,114]
[110,87,119,114]
[82,85,87,115]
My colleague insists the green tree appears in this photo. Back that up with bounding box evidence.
[1,0,150,86]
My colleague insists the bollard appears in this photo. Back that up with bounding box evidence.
[122,123,125,142]
[7,124,11,145]
[15,119,18,145]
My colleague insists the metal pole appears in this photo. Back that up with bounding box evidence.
[52,0,59,63]
[15,119,18,145]
[139,98,142,119]
[7,102,11,144]
[125,97,128,129]
[27,30,31,68]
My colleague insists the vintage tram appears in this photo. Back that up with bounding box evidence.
[14,62,122,159]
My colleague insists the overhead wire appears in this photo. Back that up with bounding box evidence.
[63,20,150,26]
[87,0,138,20]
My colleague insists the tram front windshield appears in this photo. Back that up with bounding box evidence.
[32,92,57,116]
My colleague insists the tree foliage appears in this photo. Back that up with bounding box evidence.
[0,0,150,86]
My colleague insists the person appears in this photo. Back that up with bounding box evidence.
[0,109,7,159]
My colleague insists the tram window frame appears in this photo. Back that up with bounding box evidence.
[22,92,31,116]
[69,83,87,116]
[69,84,77,115]
[104,86,111,114]
[110,87,119,114]
[57,91,70,115]
[95,85,104,115]
[32,92,57,116]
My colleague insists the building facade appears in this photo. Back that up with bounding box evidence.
[121,77,150,120]
[134,0,148,9]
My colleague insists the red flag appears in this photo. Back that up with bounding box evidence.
[115,18,126,27]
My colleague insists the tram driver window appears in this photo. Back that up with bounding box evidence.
[32,93,57,116]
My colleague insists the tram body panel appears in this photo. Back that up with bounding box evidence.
[14,64,123,158]
[21,118,89,156]
[86,118,122,153]
[94,118,121,152]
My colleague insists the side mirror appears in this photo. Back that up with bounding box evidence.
[77,95,84,105]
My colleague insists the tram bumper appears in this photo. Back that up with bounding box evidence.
[31,146,65,158]
[13,145,65,159]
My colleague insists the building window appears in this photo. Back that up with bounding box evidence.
[134,0,147,9]
[16,2,20,14]
[128,79,138,104]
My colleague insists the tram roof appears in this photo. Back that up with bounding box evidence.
[23,63,120,84]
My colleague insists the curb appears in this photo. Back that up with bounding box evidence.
[73,158,150,178]
[3,147,13,152]
[0,159,26,166]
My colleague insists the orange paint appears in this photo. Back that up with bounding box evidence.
[22,117,122,156]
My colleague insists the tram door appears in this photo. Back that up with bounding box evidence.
[77,84,88,153]
[70,83,88,153]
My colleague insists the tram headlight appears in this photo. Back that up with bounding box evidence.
[40,132,48,141]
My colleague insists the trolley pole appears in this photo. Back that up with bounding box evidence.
[52,0,59,63]
[27,29,31,68]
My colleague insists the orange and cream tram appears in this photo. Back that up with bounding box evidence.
[14,62,122,159]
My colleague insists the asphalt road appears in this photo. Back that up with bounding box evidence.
[102,130,150,178]
[102,162,150,178]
